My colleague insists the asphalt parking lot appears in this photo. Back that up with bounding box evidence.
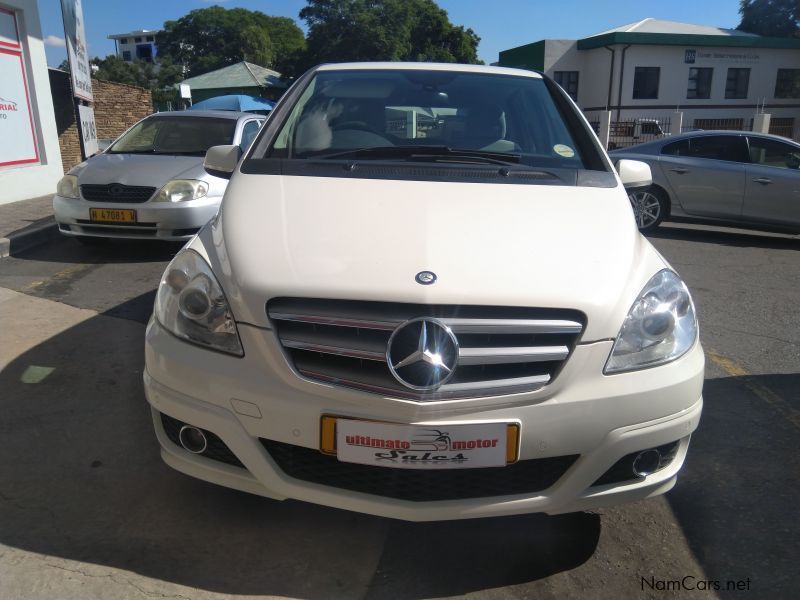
[0,224,797,599]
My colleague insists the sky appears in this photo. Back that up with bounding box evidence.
[38,0,745,68]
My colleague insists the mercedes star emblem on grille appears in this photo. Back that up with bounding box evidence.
[386,318,459,390]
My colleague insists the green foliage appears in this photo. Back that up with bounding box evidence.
[738,0,800,37]
[90,55,184,90]
[298,0,481,72]
[156,7,306,76]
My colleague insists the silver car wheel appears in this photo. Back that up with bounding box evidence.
[629,190,662,229]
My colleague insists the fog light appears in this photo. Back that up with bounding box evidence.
[632,449,661,477]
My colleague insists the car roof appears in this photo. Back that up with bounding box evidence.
[612,129,800,154]
[148,110,260,121]
[315,61,542,79]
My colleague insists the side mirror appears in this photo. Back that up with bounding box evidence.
[616,159,652,190]
[204,145,242,180]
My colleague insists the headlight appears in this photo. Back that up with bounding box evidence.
[57,175,79,199]
[154,249,243,356]
[605,269,697,373]
[153,179,209,203]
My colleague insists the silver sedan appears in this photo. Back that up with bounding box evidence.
[610,131,800,234]
[53,110,264,242]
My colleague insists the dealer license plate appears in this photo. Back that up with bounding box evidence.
[90,208,136,223]
[321,416,518,469]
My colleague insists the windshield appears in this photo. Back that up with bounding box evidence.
[109,116,237,156]
[262,69,587,169]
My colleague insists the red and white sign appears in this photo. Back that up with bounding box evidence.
[336,420,508,469]
[0,47,38,167]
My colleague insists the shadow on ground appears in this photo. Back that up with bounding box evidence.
[0,293,600,598]
[649,223,799,251]
[11,236,184,264]
[667,373,799,598]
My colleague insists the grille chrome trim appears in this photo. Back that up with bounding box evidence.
[441,318,582,334]
[282,339,386,362]
[458,345,569,365]
[268,298,585,401]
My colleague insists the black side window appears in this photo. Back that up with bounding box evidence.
[688,136,749,162]
[662,140,690,156]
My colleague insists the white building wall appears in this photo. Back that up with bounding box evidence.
[544,40,611,109]
[606,44,799,123]
[0,0,63,205]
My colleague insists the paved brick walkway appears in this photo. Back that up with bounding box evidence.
[0,196,54,239]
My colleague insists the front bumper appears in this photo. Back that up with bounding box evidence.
[53,194,221,241]
[144,318,704,521]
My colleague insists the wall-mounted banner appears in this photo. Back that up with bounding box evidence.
[77,104,98,158]
[0,48,39,167]
[60,0,93,101]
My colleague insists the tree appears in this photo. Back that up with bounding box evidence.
[156,7,305,76]
[89,55,183,90]
[298,0,481,71]
[737,0,800,37]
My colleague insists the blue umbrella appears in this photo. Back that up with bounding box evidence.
[189,94,275,112]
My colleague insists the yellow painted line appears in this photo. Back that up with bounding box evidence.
[20,264,94,293]
[707,349,800,431]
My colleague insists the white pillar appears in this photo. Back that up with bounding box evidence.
[599,111,612,150]
[670,112,683,135]
[406,110,417,139]
[753,113,771,134]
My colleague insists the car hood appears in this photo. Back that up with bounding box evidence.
[70,152,207,187]
[200,174,668,341]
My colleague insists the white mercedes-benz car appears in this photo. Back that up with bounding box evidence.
[144,63,704,521]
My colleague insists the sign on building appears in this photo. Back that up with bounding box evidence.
[0,8,39,168]
[60,0,93,101]
[77,104,98,157]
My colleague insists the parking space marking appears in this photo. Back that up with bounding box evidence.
[707,350,800,431]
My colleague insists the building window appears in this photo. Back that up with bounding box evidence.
[119,38,127,44]
[774,69,800,99]
[633,67,660,99]
[134,37,142,43]
[146,36,154,42]
[136,45,153,62]
[122,50,131,61]
[687,68,713,99]
[725,68,750,99]
[553,71,579,101]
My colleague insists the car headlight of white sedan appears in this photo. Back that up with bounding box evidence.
[153,179,209,203]
[56,175,80,199]
[605,269,698,373]
[154,249,243,356]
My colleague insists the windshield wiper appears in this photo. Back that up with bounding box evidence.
[312,145,521,165]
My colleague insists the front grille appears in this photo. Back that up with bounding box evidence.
[160,413,245,468]
[81,183,156,203]
[262,439,578,502]
[268,298,585,400]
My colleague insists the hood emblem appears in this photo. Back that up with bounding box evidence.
[386,318,459,390]
[415,271,437,285]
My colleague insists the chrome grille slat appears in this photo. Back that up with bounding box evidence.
[268,299,585,401]
[282,340,386,362]
[458,346,569,365]
[442,318,582,334]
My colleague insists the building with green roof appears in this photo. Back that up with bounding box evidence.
[499,18,800,136]
[179,61,288,103]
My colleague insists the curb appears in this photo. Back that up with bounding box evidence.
[0,220,60,259]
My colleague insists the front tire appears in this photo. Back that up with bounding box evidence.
[629,187,667,232]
